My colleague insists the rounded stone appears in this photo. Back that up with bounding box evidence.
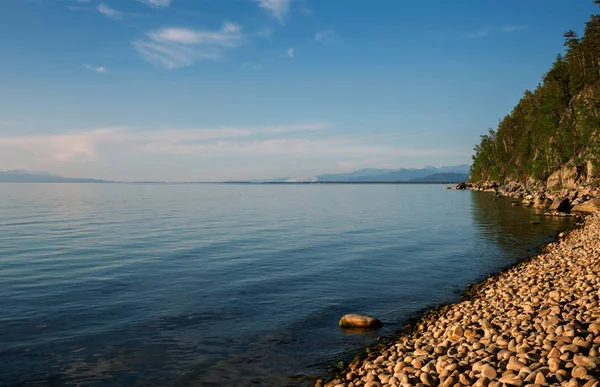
[420,372,434,387]
[449,325,464,341]
[534,371,547,385]
[339,314,383,329]
[480,365,497,380]
[572,365,588,378]
[548,358,561,373]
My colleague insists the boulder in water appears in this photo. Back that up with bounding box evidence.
[339,314,383,329]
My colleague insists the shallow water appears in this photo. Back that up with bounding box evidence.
[0,183,574,386]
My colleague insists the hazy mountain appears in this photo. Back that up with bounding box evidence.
[409,172,469,183]
[316,168,397,182]
[0,170,110,183]
[316,165,470,182]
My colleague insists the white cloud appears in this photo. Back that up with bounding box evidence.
[84,64,109,73]
[252,0,291,23]
[96,2,122,19]
[315,29,336,44]
[0,128,121,162]
[132,23,244,69]
[0,123,466,169]
[137,0,171,8]
[286,47,294,58]
[0,123,330,162]
[0,124,472,181]
[465,27,490,39]
[465,25,528,38]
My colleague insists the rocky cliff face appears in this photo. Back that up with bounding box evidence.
[546,161,597,191]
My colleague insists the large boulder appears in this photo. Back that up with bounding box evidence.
[339,314,383,329]
[571,199,600,213]
[549,198,571,213]
[533,195,552,209]
[547,165,586,190]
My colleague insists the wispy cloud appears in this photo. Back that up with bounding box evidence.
[464,26,492,39]
[0,128,121,162]
[84,64,109,73]
[96,2,122,19]
[132,22,244,69]
[286,47,294,58]
[137,0,171,8]
[252,0,291,24]
[465,25,528,38]
[315,29,336,44]
[0,123,466,171]
[0,123,331,162]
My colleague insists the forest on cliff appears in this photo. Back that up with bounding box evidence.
[470,1,600,184]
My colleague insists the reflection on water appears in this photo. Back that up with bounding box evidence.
[470,191,573,260]
[0,184,574,387]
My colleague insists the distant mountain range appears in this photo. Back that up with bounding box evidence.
[408,172,470,183]
[1,165,470,184]
[0,170,110,183]
[253,165,470,183]
[317,165,470,182]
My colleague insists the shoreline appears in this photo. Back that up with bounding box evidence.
[318,203,599,387]
[452,181,600,215]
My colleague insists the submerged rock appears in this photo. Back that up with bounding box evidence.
[339,314,383,329]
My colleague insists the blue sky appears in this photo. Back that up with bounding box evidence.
[0,0,597,181]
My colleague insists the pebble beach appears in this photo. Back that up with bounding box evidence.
[321,212,600,387]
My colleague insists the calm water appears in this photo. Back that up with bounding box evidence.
[0,184,574,386]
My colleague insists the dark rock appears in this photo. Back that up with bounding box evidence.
[549,198,571,213]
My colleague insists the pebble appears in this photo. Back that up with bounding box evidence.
[481,364,497,379]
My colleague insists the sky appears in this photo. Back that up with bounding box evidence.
[0,0,598,182]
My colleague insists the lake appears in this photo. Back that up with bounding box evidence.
[0,183,574,386]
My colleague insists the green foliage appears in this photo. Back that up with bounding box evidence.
[471,2,600,183]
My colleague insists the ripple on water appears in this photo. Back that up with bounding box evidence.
[0,184,575,386]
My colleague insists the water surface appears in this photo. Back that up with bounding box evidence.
[0,184,574,386]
